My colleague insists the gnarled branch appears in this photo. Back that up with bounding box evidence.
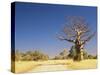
[58,36,75,43]
[82,32,96,45]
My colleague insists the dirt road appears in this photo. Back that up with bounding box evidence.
[29,64,68,72]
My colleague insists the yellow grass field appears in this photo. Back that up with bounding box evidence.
[13,59,97,73]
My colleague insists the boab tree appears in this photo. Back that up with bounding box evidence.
[58,16,95,61]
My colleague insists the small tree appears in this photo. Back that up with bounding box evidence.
[88,55,94,59]
[83,51,88,59]
[93,55,97,59]
[54,49,68,60]
[59,49,68,59]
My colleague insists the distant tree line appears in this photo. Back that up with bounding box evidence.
[15,50,49,61]
[14,48,97,61]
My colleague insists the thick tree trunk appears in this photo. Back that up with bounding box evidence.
[73,42,84,61]
[80,49,84,60]
[73,49,84,61]
[73,32,84,61]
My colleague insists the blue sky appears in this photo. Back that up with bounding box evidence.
[15,2,97,57]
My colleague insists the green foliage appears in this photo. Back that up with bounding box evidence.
[68,45,97,60]
[93,55,97,59]
[83,51,88,59]
[68,45,77,58]
[88,55,94,59]
[88,54,97,59]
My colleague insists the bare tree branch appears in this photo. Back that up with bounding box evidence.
[82,32,96,45]
[58,36,75,43]
[59,16,95,47]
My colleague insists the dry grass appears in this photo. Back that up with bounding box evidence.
[14,61,40,73]
[13,59,97,73]
[67,59,97,70]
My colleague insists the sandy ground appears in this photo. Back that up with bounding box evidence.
[13,59,97,73]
